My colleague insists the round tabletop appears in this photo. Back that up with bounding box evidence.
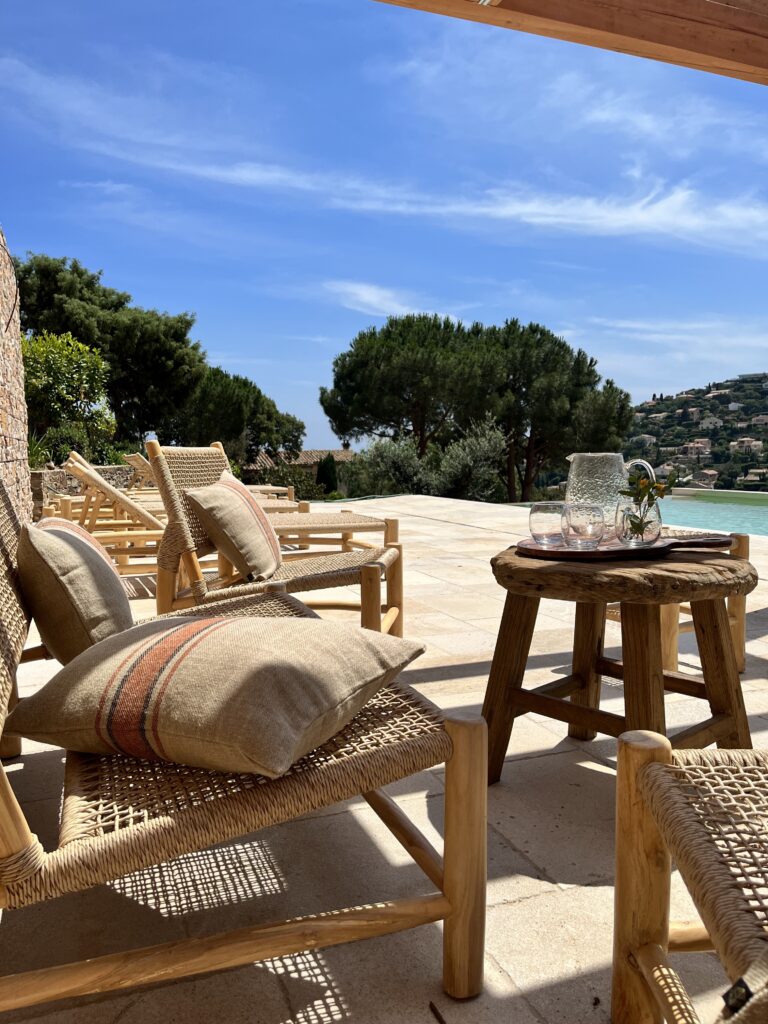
[491,549,757,605]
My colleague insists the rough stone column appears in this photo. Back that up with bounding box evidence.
[0,228,31,523]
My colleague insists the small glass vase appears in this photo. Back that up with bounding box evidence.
[615,501,662,547]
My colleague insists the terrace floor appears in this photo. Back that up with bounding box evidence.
[6,495,768,1024]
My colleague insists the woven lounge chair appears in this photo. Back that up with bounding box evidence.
[146,441,405,633]
[0,477,487,1013]
[125,451,297,503]
[612,730,768,1023]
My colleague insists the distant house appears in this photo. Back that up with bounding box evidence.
[647,412,667,422]
[752,414,768,426]
[738,373,767,383]
[704,390,731,399]
[653,462,678,481]
[693,468,719,488]
[680,441,710,457]
[728,402,744,412]
[630,434,657,447]
[693,438,712,453]
[699,415,724,430]
[246,448,356,476]
[729,437,764,454]
[284,449,356,474]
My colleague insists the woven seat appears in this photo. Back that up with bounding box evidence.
[147,441,404,633]
[612,732,768,1023]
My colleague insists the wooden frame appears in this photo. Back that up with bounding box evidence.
[374,0,768,87]
[0,715,486,1012]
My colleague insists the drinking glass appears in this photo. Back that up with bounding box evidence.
[529,502,565,546]
[561,504,604,550]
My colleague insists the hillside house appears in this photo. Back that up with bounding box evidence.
[752,414,768,426]
[700,415,724,430]
[729,437,765,454]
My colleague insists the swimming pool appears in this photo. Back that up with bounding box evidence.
[662,492,768,536]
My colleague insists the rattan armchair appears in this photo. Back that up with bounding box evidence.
[0,478,487,1013]
[612,730,768,1023]
[146,441,405,633]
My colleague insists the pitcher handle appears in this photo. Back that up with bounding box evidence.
[626,458,656,483]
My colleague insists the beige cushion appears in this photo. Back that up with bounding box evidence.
[186,471,282,581]
[6,617,424,777]
[17,519,133,664]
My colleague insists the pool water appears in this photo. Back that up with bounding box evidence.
[663,494,768,536]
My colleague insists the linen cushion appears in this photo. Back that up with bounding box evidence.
[6,617,425,777]
[17,518,133,664]
[185,471,282,581]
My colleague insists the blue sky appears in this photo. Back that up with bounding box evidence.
[2,0,768,447]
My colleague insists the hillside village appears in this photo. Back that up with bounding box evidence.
[624,372,768,491]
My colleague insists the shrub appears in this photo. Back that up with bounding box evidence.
[437,418,507,502]
[22,331,109,436]
[242,463,326,501]
[342,439,440,497]
[43,422,91,465]
[28,433,52,469]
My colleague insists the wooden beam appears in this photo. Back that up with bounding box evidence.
[375,0,768,87]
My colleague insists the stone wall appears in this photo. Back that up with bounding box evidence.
[0,229,30,524]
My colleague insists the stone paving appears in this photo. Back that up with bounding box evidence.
[4,495,768,1023]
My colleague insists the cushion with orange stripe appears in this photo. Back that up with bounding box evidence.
[18,519,133,664]
[7,617,425,777]
[186,471,282,581]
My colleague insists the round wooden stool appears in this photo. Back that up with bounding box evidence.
[483,549,758,784]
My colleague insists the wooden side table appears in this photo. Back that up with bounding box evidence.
[482,549,758,784]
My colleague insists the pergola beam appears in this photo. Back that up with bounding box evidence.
[374,0,768,86]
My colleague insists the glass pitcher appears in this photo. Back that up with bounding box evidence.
[565,453,656,540]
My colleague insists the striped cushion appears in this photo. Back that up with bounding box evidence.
[7,617,425,777]
[18,519,133,664]
[186,471,282,581]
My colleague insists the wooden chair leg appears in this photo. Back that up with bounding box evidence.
[385,543,404,638]
[156,567,177,614]
[384,518,399,545]
[442,715,487,1000]
[482,593,539,784]
[0,677,21,759]
[660,603,680,673]
[612,730,672,1024]
[692,598,751,749]
[568,601,605,741]
[361,564,383,631]
[621,603,666,735]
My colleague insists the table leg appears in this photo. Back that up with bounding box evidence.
[620,603,666,735]
[568,602,606,741]
[691,598,751,749]
[482,592,539,784]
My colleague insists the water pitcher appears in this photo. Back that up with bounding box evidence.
[565,453,656,539]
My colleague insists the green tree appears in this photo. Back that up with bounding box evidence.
[15,253,206,441]
[22,331,109,436]
[315,453,338,494]
[485,321,632,501]
[319,314,490,456]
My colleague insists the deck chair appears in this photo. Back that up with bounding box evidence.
[0,477,487,1013]
[53,454,166,576]
[606,531,750,673]
[146,441,405,634]
[612,730,768,1023]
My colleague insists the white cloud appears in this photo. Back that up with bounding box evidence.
[7,55,768,257]
[322,280,423,317]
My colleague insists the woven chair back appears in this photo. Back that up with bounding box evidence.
[148,445,230,576]
[0,481,30,722]
[64,454,164,531]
